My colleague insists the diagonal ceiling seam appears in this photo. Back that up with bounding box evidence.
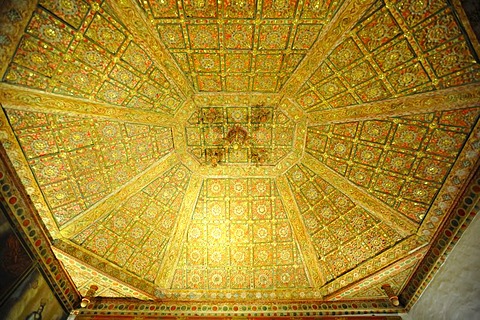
[155,173,203,288]
[60,152,179,238]
[280,0,377,98]
[276,175,326,287]
[302,153,418,237]
[104,0,195,98]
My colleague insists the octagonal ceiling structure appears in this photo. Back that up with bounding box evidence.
[0,0,479,318]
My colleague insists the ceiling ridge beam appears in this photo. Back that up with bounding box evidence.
[155,173,203,288]
[303,153,418,237]
[276,175,326,288]
[279,0,377,98]
[0,83,176,126]
[52,239,157,299]
[59,152,179,239]
[307,83,480,125]
[104,0,195,98]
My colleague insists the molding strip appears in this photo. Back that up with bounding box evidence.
[104,0,195,98]
[155,173,203,288]
[0,143,80,309]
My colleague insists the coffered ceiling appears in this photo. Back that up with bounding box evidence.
[0,0,479,318]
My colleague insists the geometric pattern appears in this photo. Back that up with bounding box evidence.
[295,2,480,111]
[185,106,295,165]
[345,263,418,299]
[0,0,479,317]
[142,0,344,92]
[3,2,185,113]
[57,252,131,298]
[70,163,191,283]
[172,178,311,290]
[5,108,174,227]
[286,164,403,282]
[306,107,480,222]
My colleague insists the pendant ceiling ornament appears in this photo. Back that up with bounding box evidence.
[185,105,296,167]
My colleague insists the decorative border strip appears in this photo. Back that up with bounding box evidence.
[53,243,154,300]
[77,298,404,317]
[401,169,480,309]
[0,143,80,309]
[0,83,175,125]
[280,0,377,97]
[75,316,402,320]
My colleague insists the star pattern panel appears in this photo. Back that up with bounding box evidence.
[171,177,311,293]
[141,0,345,92]
[5,108,174,227]
[185,105,296,166]
[2,0,185,114]
[285,164,404,282]
[70,163,191,283]
[295,1,480,111]
[305,107,480,222]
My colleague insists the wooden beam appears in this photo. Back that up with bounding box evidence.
[280,0,377,98]
[276,175,326,288]
[155,173,203,288]
[308,83,480,125]
[0,83,175,126]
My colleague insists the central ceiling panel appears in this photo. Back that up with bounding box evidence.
[185,105,296,166]
[141,0,344,92]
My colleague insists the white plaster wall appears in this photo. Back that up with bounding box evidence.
[404,212,480,320]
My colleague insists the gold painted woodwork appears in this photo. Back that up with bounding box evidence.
[104,0,194,98]
[0,0,37,77]
[0,0,479,315]
[276,175,325,287]
[303,153,418,237]
[0,103,60,236]
[156,173,203,288]
[279,0,377,97]
[53,240,155,299]
[308,83,480,125]
[60,152,179,238]
[0,83,175,126]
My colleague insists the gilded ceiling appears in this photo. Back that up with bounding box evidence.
[0,0,479,317]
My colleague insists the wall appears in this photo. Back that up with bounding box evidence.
[403,212,480,320]
[0,201,68,320]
